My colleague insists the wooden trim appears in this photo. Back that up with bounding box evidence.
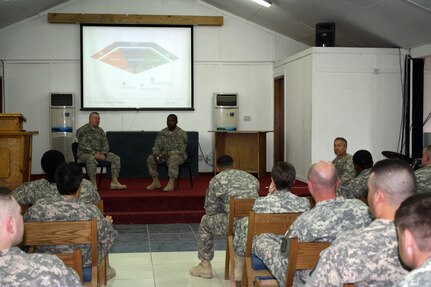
[48,13,223,26]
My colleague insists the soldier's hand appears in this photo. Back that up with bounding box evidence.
[105,215,113,224]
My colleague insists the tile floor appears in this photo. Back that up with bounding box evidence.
[108,223,231,287]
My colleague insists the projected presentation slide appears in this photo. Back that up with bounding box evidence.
[81,25,193,110]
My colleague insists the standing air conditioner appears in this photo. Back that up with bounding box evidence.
[50,93,75,162]
[214,93,239,131]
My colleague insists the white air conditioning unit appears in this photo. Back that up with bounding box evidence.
[214,93,239,131]
[50,93,75,162]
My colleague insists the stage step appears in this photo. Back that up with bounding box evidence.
[109,210,205,224]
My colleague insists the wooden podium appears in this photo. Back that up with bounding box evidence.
[0,113,37,189]
[210,131,271,178]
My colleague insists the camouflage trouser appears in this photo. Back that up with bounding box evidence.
[233,217,249,257]
[253,233,288,287]
[197,213,229,261]
[146,154,185,179]
[78,152,121,179]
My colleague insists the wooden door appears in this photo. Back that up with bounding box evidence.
[274,77,284,163]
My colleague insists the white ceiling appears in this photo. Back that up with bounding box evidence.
[1,0,431,49]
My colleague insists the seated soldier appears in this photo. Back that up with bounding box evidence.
[394,193,431,287]
[336,149,373,199]
[23,162,118,282]
[0,187,82,286]
[414,145,431,194]
[232,161,310,281]
[15,150,100,205]
[306,159,415,286]
[253,161,371,287]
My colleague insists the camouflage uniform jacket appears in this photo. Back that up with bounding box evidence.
[332,153,357,184]
[233,189,310,256]
[253,197,372,287]
[0,247,82,287]
[414,164,431,194]
[204,169,259,216]
[152,126,188,158]
[23,197,118,267]
[394,257,431,287]
[15,178,100,205]
[305,219,408,287]
[336,168,371,199]
[76,123,109,157]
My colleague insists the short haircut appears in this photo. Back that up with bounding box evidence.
[41,150,66,183]
[308,161,337,189]
[55,162,83,195]
[89,112,99,117]
[334,137,347,146]
[369,159,416,206]
[216,155,234,169]
[271,161,296,190]
[395,193,431,252]
[0,187,19,221]
[353,150,374,169]
[423,145,431,157]
[167,114,178,121]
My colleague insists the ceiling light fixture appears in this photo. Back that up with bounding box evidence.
[251,0,272,8]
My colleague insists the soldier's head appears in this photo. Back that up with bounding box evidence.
[307,161,338,202]
[0,187,24,249]
[352,149,373,173]
[167,114,178,131]
[88,112,100,128]
[333,137,348,157]
[216,155,234,172]
[367,159,416,219]
[55,162,83,196]
[395,193,431,269]
[421,145,431,167]
[271,161,296,191]
[41,150,66,183]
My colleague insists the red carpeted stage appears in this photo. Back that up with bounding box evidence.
[96,173,310,224]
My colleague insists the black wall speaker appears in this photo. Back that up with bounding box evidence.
[315,22,335,47]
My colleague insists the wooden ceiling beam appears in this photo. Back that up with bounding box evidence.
[48,13,223,26]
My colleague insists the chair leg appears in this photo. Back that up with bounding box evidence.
[98,166,103,187]
[176,166,181,188]
[188,166,193,187]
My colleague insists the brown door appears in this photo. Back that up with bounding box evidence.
[274,76,284,163]
[0,77,2,112]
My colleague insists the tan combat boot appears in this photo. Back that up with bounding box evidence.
[146,177,161,190]
[190,260,213,278]
[163,178,175,192]
[110,178,127,190]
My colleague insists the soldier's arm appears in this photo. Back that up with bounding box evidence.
[101,129,110,154]
[152,132,162,155]
[204,180,223,215]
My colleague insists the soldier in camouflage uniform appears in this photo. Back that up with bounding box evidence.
[332,137,356,184]
[232,161,310,280]
[76,112,127,190]
[190,155,259,279]
[23,162,118,282]
[146,114,188,192]
[414,145,431,194]
[253,161,371,287]
[0,187,82,286]
[15,150,100,205]
[336,149,373,199]
[306,159,416,287]
[393,193,431,287]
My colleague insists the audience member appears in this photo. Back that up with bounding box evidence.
[306,159,415,286]
[414,145,431,194]
[146,114,188,192]
[76,112,126,190]
[0,186,82,286]
[23,162,118,281]
[253,161,371,287]
[394,193,431,286]
[336,149,373,199]
[232,161,310,281]
[15,149,100,205]
[190,155,259,279]
[332,137,356,184]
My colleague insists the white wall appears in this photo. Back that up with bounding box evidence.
[0,0,308,174]
[278,47,404,181]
